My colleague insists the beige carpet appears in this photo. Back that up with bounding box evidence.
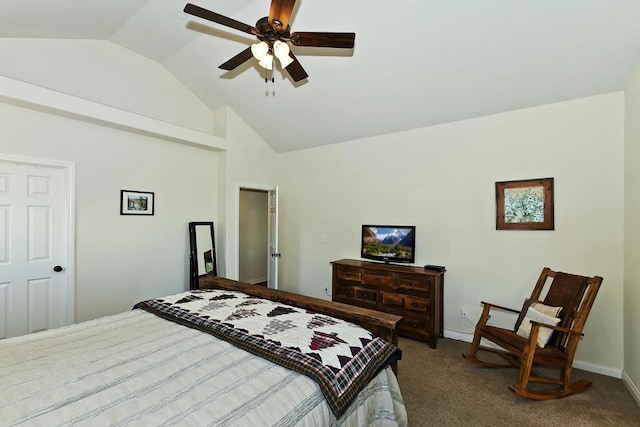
[396,337,640,426]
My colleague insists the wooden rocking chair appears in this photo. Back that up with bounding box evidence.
[462,267,603,400]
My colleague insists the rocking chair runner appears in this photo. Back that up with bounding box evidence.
[462,267,603,400]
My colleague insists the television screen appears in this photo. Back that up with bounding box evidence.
[361,225,416,264]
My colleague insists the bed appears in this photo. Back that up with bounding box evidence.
[0,277,407,426]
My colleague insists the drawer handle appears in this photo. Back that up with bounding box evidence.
[409,282,416,287]
[375,278,382,282]
[411,302,419,307]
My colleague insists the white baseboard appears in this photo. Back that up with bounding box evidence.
[443,328,622,378]
[444,329,473,343]
[622,371,640,406]
[573,360,622,378]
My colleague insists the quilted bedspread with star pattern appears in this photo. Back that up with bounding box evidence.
[134,288,402,416]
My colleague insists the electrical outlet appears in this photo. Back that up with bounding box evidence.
[461,307,469,319]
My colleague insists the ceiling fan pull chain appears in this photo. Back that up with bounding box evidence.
[264,68,276,97]
[265,67,271,96]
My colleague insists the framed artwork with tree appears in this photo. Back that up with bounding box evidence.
[120,190,155,216]
[495,178,554,230]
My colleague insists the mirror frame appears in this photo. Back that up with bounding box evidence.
[188,221,217,290]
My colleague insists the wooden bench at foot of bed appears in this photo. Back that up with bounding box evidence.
[199,275,402,374]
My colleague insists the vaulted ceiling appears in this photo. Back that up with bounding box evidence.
[2,0,640,152]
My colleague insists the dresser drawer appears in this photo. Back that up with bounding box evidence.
[399,315,429,336]
[363,270,396,288]
[404,295,428,312]
[352,286,378,305]
[380,291,428,312]
[334,285,354,299]
[397,273,431,292]
[336,267,362,283]
[380,291,404,308]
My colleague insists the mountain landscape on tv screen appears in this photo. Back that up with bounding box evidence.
[363,227,414,259]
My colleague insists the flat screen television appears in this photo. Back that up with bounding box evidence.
[361,225,416,264]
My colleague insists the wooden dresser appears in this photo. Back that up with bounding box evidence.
[331,259,445,348]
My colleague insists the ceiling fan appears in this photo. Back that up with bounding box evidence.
[183,1,355,83]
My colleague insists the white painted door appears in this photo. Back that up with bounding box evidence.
[267,186,279,290]
[0,160,70,338]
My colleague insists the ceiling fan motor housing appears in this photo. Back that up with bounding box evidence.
[256,16,290,42]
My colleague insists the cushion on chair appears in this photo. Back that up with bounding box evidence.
[515,302,562,347]
[513,299,561,330]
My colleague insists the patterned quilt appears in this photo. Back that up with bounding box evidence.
[134,289,402,417]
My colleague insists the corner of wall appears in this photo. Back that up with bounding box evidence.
[625,53,640,91]
[623,50,640,407]
[622,371,640,407]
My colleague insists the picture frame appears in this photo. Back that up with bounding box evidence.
[120,190,155,216]
[495,178,554,230]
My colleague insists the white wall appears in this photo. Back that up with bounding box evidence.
[277,93,625,373]
[0,39,216,134]
[1,101,219,321]
[0,39,281,322]
[0,40,222,322]
[624,56,640,402]
[220,108,280,281]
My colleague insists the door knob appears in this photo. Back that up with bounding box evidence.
[53,265,63,272]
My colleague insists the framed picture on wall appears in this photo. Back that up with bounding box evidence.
[120,190,155,216]
[495,178,554,230]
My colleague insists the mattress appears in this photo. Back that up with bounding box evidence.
[0,308,407,426]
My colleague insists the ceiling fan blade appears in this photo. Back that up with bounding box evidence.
[219,47,254,71]
[284,51,308,82]
[269,0,297,31]
[184,3,259,36]
[290,32,355,48]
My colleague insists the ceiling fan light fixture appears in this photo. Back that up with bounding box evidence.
[251,41,270,60]
[258,53,274,70]
[273,40,293,68]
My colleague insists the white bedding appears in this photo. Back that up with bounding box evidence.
[0,309,407,426]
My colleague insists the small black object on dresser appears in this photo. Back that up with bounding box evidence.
[331,259,445,348]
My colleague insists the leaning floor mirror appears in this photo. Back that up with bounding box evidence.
[189,222,217,290]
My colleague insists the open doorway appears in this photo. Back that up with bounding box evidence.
[238,188,269,286]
